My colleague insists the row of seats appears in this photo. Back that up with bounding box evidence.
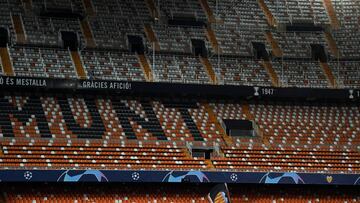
[89,0,150,49]
[264,0,329,25]
[3,183,360,202]
[272,60,329,88]
[150,54,210,84]
[329,61,360,88]
[208,0,268,56]
[81,50,145,81]
[210,57,272,86]
[332,1,360,58]
[0,142,207,170]
[10,46,77,79]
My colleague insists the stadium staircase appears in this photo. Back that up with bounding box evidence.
[242,102,254,120]
[205,26,221,54]
[144,24,160,51]
[324,31,340,58]
[11,14,27,44]
[80,19,96,48]
[242,102,269,145]
[203,103,233,145]
[257,0,277,27]
[260,60,280,87]
[199,56,218,85]
[319,61,338,88]
[0,47,14,76]
[199,0,216,23]
[70,51,87,79]
[136,54,153,82]
[322,0,341,30]
[265,31,283,57]
[205,160,215,169]
[82,0,95,16]
[145,0,160,20]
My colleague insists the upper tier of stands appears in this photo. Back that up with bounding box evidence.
[0,0,358,88]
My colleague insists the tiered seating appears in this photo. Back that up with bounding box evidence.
[263,0,329,24]
[214,147,360,172]
[0,94,222,142]
[81,50,145,81]
[22,15,83,46]
[333,1,360,58]
[156,0,206,20]
[211,101,360,172]
[272,60,329,88]
[4,184,210,203]
[210,57,272,86]
[328,61,360,88]
[150,54,210,84]
[151,24,207,53]
[10,47,48,78]
[10,47,77,78]
[0,140,206,170]
[153,101,223,143]
[271,31,327,59]
[0,0,23,43]
[89,0,151,49]
[138,1,208,54]
[41,48,78,79]
[230,185,360,202]
[207,0,268,55]
[3,183,360,202]
[189,103,223,143]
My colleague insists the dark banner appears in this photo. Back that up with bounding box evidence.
[0,170,359,185]
[0,76,359,101]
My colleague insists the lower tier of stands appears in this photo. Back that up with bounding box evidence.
[2,184,359,203]
[0,94,359,173]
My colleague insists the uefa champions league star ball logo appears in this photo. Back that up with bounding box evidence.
[131,172,140,181]
[57,170,108,182]
[230,173,238,182]
[162,171,210,183]
[259,172,305,184]
[24,171,33,180]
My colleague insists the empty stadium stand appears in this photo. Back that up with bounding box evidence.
[0,94,359,173]
[2,184,360,202]
[0,0,358,88]
[81,50,145,81]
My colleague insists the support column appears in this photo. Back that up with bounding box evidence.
[257,0,277,27]
[11,14,27,44]
[144,24,160,51]
[319,61,338,88]
[0,47,15,76]
[323,0,341,30]
[200,56,217,85]
[70,51,87,79]
[261,60,280,87]
[136,54,153,82]
[265,31,283,57]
